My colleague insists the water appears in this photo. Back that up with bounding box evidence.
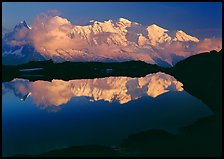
[19,68,44,72]
[2,72,213,156]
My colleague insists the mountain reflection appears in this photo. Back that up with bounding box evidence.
[3,72,183,108]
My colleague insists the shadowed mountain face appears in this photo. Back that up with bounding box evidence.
[2,20,45,65]
[2,44,45,65]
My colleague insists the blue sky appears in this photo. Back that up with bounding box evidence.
[2,2,222,39]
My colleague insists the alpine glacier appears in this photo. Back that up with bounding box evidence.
[2,16,222,66]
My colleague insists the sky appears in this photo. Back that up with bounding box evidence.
[2,2,222,39]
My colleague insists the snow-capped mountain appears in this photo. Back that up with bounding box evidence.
[14,20,32,31]
[2,20,45,65]
[2,17,213,66]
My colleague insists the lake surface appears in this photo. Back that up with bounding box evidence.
[19,68,44,72]
[2,72,213,156]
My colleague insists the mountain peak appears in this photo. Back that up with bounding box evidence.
[119,18,131,24]
[174,30,199,42]
[15,20,31,30]
[20,20,26,24]
[88,19,99,24]
[177,30,184,33]
[147,24,168,32]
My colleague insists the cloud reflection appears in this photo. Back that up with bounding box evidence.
[3,72,183,110]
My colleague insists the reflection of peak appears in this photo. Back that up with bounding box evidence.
[4,72,184,108]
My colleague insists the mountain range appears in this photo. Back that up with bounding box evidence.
[2,16,221,66]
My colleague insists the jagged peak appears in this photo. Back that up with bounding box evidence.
[90,18,132,25]
[103,19,113,23]
[174,30,200,42]
[16,20,31,30]
[86,19,99,26]
[119,17,131,24]
[176,30,188,34]
[20,20,26,24]
[147,24,168,32]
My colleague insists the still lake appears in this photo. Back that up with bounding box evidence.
[2,72,213,156]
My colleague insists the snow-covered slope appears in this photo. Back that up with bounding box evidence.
[2,17,216,66]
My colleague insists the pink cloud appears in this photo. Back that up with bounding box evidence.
[7,40,27,46]
[193,38,222,53]
[14,28,29,40]
[28,15,83,58]
[157,38,222,65]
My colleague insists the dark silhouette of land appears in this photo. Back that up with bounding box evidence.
[2,60,164,82]
[168,49,222,114]
[120,49,222,157]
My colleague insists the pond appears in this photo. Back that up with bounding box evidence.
[2,72,213,156]
[19,68,44,72]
